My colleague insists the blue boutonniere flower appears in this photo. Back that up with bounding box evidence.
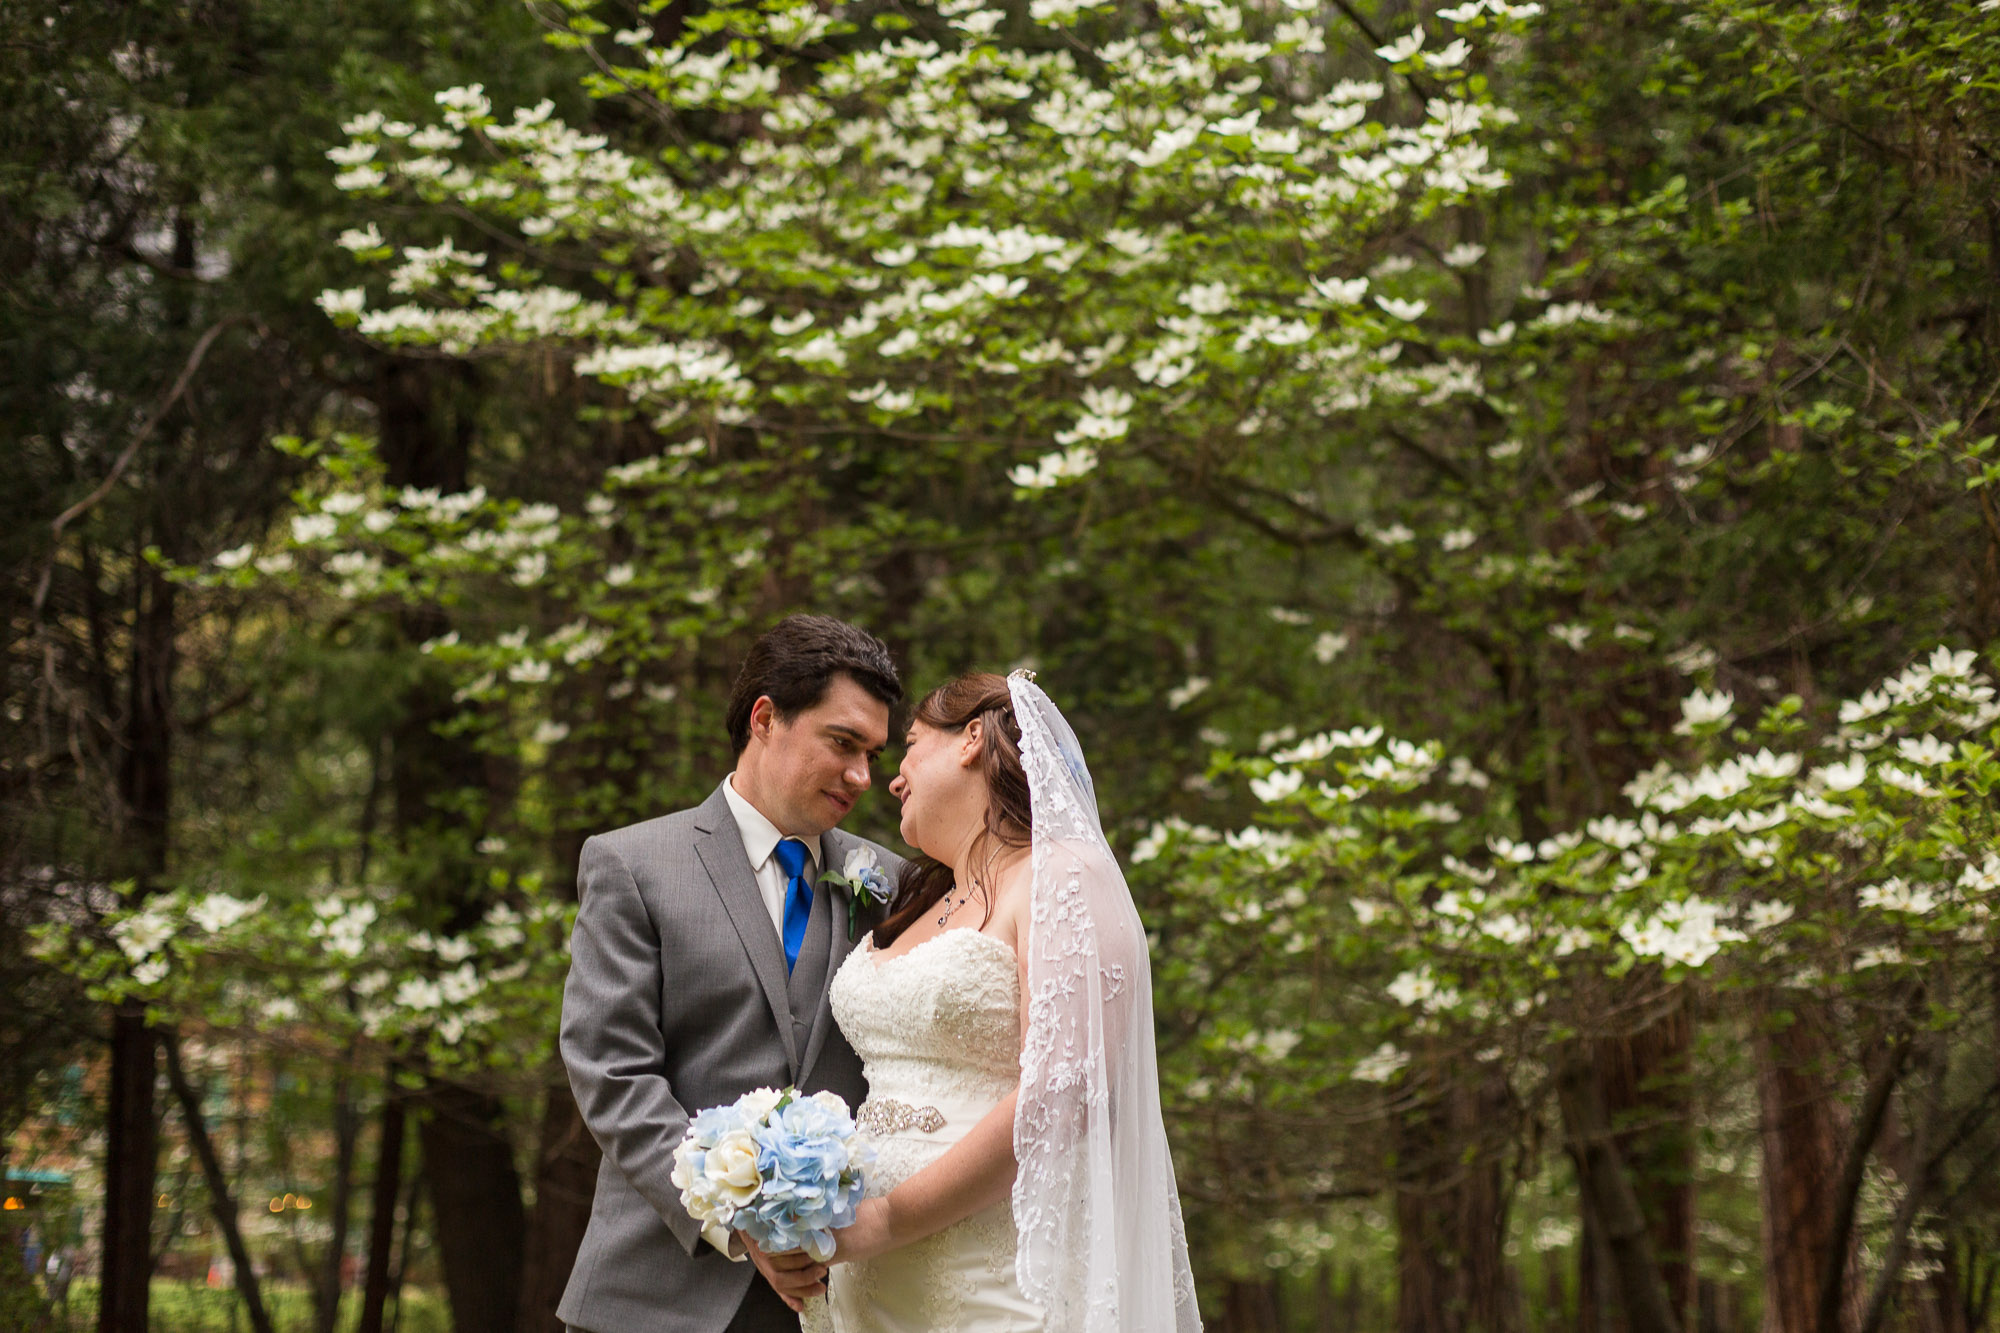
[821,847,894,941]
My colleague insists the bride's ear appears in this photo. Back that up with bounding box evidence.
[957,718,984,767]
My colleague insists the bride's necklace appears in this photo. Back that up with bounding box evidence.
[936,880,981,927]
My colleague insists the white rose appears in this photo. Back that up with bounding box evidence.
[842,847,878,880]
[670,1138,705,1196]
[702,1130,764,1207]
[676,1177,729,1225]
[737,1086,786,1124]
[810,1090,850,1117]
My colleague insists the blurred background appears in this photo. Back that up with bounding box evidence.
[5,0,2000,1330]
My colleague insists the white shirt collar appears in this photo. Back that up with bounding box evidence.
[722,774,822,875]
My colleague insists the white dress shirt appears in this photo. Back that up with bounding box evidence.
[721,773,824,937]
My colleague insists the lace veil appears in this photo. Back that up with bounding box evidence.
[1007,670,1202,1332]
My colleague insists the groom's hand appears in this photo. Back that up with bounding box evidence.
[740,1233,826,1312]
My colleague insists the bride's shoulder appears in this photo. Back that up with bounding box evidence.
[983,853,1033,945]
[995,851,1033,904]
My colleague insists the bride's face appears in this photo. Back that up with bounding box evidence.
[889,719,984,858]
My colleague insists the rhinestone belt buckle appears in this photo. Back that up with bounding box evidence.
[856,1098,947,1135]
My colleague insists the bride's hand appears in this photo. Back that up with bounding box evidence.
[830,1197,894,1265]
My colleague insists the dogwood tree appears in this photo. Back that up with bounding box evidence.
[1138,644,2000,1324]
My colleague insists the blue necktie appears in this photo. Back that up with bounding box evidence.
[772,838,813,975]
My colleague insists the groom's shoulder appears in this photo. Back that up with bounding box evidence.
[584,793,724,861]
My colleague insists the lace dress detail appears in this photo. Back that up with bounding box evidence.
[808,928,1044,1333]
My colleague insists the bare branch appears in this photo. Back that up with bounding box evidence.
[32,315,257,615]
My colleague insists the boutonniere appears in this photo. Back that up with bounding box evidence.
[820,847,894,941]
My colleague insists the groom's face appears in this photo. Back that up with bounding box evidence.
[743,674,891,838]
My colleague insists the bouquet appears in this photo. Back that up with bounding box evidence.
[671,1086,872,1262]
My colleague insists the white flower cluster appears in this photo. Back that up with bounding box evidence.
[189,893,262,935]
[319,0,1542,487]
[1351,1042,1411,1083]
[1387,966,1460,1012]
[1673,688,1734,734]
[111,909,176,963]
[1250,768,1304,802]
[1617,897,1744,968]
[1625,749,1800,812]
[1130,816,1222,864]
[1838,647,1998,734]
[1009,444,1099,491]
[1857,878,1940,915]
[309,898,380,959]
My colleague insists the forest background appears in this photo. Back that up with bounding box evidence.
[5,0,2000,1332]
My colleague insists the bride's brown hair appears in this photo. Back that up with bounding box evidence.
[874,672,1033,948]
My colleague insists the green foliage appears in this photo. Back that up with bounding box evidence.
[12,0,2000,1321]
[52,1279,453,1332]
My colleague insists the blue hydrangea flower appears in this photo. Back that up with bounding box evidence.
[677,1088,872,1264]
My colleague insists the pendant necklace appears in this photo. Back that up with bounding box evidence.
[936,880,980,927]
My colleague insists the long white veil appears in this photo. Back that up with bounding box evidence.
[1007,670,1202,1332]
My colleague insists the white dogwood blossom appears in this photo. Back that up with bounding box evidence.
[1857,879,1939,915]
[315,0,1540,512]
[1674,688,1735,733]
[1250,768,1305,802]
[189,894,262,935]
[1351,1043,1411,1083]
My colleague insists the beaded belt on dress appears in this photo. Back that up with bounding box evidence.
[856,1098,947,1134]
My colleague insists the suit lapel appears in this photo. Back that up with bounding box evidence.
[785,878,833,1020]
[797,827,866,1087]
[692,790,798,1075]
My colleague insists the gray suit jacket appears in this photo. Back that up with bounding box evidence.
[557,785,902,1333]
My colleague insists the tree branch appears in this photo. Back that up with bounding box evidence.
[162,1031,278,1333]
[1383,425,1471,487]
[1818,1032,1910,1333]
[32,315,255,618]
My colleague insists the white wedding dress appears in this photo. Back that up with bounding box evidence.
[808,926,1044,1333]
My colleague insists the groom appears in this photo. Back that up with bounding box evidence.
[558,615,904,1333]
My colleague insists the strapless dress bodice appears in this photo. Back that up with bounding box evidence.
[830,926,1021,1120]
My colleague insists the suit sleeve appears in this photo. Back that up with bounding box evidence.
[561,835,708,1257]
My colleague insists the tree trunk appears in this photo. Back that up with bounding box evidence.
[1698,1279,1742,1333]
[99,1004,157,1333]
[315,1057,362,1333]
[1558,1050,1682,1333]
[517,1082,600,1333]
[1815,1032,1911,1333]
[1577,1001,1694,1333]
[1397,1062,1518,1333]
[1755,1001,1862,1333]
[358,1080,406,1333]
[101,557,176,1333]
[517,825,597,1333]
[1914,1245,1972,1333]
[374,356,529,1333]
[1222,1277,1281,1333]
[417,1080,528,1333]
[1950,1241,1993,1333]
[393,1165,423,1320]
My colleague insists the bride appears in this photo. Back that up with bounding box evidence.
[799,669,1201,1333]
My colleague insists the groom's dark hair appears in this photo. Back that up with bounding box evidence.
[726,615,902,756]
